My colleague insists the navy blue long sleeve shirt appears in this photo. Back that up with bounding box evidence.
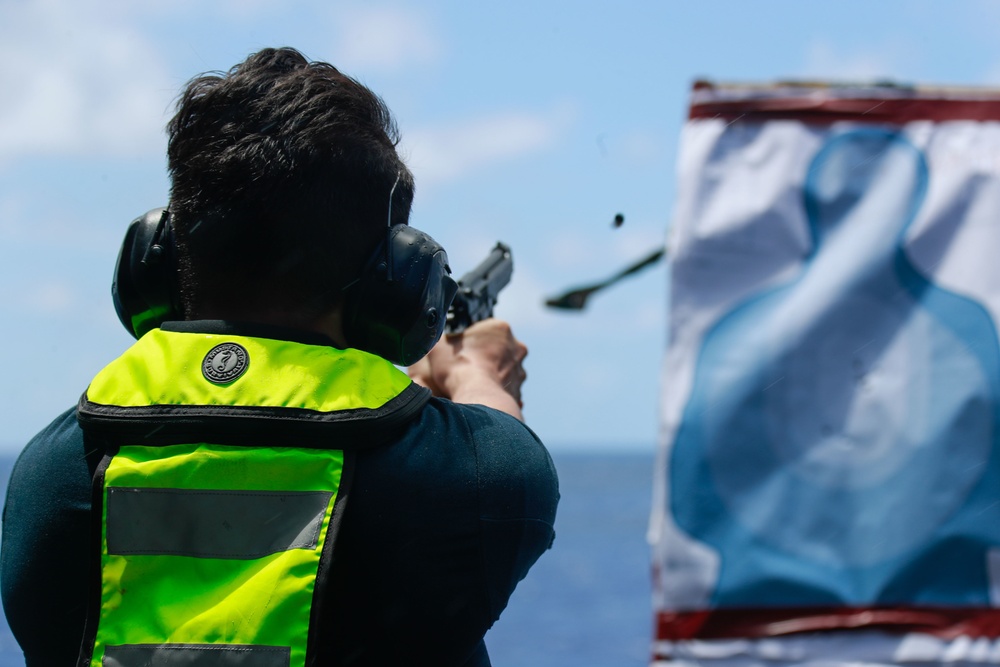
[2,396,558,666]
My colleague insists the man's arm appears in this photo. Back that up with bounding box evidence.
[408,318,527,421]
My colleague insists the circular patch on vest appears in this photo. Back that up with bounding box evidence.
[202,342,249,384]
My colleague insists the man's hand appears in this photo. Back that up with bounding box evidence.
[408,319,527,421]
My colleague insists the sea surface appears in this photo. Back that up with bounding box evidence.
[0,449,655,667]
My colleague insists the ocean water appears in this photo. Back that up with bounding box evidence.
[487,451,655,667]
[0,449,655,667]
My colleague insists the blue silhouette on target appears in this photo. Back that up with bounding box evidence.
[670,128,1000,607]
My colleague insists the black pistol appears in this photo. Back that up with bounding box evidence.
[446,242,513,334]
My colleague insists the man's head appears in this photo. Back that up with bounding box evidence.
[166,47,414,326]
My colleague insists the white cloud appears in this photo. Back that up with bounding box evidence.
[494,265,559,332]
[549,233,597,271]
[612,225,667,261]
[981,61,1000,87]
[401,111,564,188]
[0,0,173,164]
[330,6,443,72]
[798,39,904,84]
[599,129,670,167]
[0,197,123,251]
[20,281,76,315]
[544,221,666,271]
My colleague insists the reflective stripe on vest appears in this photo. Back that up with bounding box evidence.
[91,443,343,667]
[78,328,420,667]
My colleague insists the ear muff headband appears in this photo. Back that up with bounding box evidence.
[112,208,182,339]
[343,224,458,366]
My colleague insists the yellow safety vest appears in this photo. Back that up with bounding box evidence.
[76,325,428,667]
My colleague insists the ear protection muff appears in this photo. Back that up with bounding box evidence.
[112,207,182,339]
[343,224,458,366]
[112,207,456,364]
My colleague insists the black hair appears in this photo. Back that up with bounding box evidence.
[166,47,415,322]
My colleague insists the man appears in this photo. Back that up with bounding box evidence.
[1,47,558,666]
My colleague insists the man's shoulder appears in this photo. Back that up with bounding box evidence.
[6,407,93,507]
[415,397,558,513]
[418,396,543,446]
[11,408,87,475]
[362,396,556,499]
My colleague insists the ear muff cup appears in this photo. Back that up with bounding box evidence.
[112,208,182,339]
[344,225,458,366]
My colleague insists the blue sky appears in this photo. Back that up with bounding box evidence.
[2,0,1000,453]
